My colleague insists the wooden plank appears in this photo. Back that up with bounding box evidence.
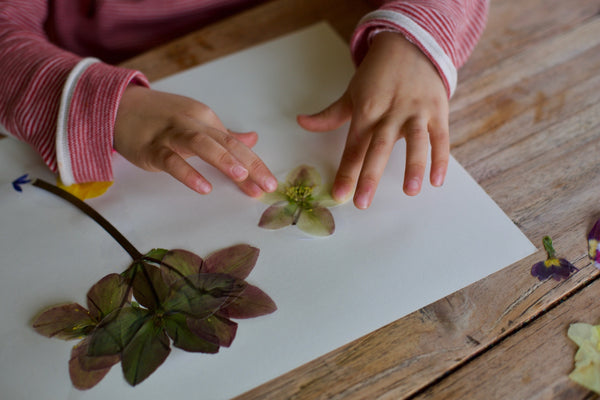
[120,0,372,82]
[412,276,600,399]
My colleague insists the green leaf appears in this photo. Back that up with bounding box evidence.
[187,314,238,347]
[219,284,277,319]
[144,248,169,261]
[121,318,171,386]
[69,338,119,390]
[163,313,219,353]
[203,244,259,279]
[131,262,170,311]
[258,202,297,229]
[287,164,321,189]
[163,274,246,318]
[296,206,335,236]
[86,273,130,321]
[32,303,94,340]
[88,306,150,356]
[159,249,204,286]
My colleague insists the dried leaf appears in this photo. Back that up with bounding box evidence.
[159,249,204,286]
[187,315,238,347]
[32,303,93,340]
[296,206,335,236]
[121,319,171,386]
[69,338,119,390]
[219,284,277,319]
[163,313,219,353]
[203,244,259,279]
[130,262,170,311]
[88,307,149,357]
[87,274,130,321]
[163,274,246,318]
[258,202,297,229]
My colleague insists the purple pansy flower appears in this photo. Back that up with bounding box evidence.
[588,218,600,268]
[531,236,578,281]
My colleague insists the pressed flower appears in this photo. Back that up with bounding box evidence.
[259,165,338,237]
[56,177,113,200]
[588,218,600,268]
[530,236,577,281]
[568,323,600,393]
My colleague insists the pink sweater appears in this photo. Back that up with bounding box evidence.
[0,0,488,185]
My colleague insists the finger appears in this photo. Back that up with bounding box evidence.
[154,148,212,194]
[353,119,399,209]
[204,128,278,192]
[229,130,258,148]
[236,179,264,198]
[331,117,373,203]
[428,117,449,187]
[297,93,352,132]
[402,118,429,196]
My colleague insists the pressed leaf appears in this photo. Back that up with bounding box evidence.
[87,273,130,321]
[131,262,170,311]
[69,338,119,390]
[32,303,94,340]
[203,244,259,279]
[187,314,238,347]
[88,307,149,356]
[219,284,277,319]
[258,201,297,229]
[159,249,204,286]
[163,313,219,353]
[121,318,171,386]
[287,164,321,189]
[163,274,246,318]
[296,206,335,236]
[144,248,169,261]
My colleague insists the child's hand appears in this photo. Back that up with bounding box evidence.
[297,32,449,209]
[114,86,277,197]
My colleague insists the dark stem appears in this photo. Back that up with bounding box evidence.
[32,178,143,260]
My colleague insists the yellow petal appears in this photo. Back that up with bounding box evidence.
[56,177,113,200]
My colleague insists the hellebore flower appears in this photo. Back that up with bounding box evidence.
[258,165,338,237]
[530,236,577,281]
[588,219,600,268]
[568,322,600,394]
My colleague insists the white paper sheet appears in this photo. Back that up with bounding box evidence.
[0,23,535,399]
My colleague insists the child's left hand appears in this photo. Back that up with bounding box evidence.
[297,32,450,209]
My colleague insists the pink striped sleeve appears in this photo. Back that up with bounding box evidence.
[0,0,148,183]
[351,0,489,97]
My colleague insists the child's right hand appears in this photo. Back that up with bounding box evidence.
[114,86,277,197]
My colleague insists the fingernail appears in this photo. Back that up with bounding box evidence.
[432,173,444,187]
[355,193,370,209]
[264,177,278,192]
[405,179,420,194]
[196,180,212,194]
[333,184,350,202]
[232,165,248,180]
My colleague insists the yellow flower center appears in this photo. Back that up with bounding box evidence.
[544,258,561,268]
[285,185,313,207]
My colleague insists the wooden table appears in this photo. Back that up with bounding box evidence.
[121,0,600,398]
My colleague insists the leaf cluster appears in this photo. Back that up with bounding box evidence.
[32,244,276,389]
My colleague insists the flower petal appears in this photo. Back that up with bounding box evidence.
[258,201,297,229]
[218,284,277,319]
[32,303,94,340]
[202,244,259,279]
[588,219,600,268]
[56,177,112,200]
[296,206,335,237]
[568,323,600,393]
[286,165,321,189]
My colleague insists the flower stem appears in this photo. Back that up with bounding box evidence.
[32,178,143,260]
[542,235,557,259]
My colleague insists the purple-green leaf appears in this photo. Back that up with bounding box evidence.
[296,206,335,236]
[219,284,277,319]
[203,244,259,279]
[287,164,321,188]
[163,274,246,318]
[187,315,238,347]
[163,313,219,353]
[86,274,130,321]
[69,338,119,390]
[131,262,170,311]
[88,306,150,356]
[159,249,204,286]
[32,303,94,340]
[258,202,297,229]
[121,318,171,386]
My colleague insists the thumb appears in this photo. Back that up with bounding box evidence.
[297,94,351,132]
